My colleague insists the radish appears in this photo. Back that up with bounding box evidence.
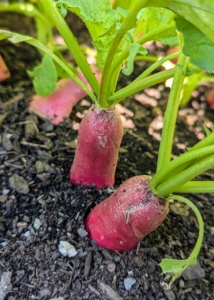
[70,105,123,188]
[29,71,100,125]
[166,47,179,64]
[85,175,168,251]
[206,88,214,107]
[0,55,10,82]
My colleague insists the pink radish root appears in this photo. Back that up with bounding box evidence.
[70,105,123,188]
[85,175,169,252]
[0,55,10,82]
[29,68,101,125]
[29,73,89,124]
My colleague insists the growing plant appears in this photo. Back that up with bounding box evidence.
[1,0,214,277]
[0,1,100,125]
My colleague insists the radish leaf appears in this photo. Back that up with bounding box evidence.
[55,0,121,70]
[148,0,214,43]
[122,43,147,76]
[28,55,57,97]
[138,7,179,46]
[176,18,214,72]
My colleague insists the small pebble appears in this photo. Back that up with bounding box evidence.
[107,263,116,272]
[124,277,136,291]
[0,195,8,203]
[113,255,120,262]
[24,231,30,238]
[33,218,42,230]
[1,242,8,247]
[17,222,28,228]
[2,189,10,195]
[9,174,29,194]
[77,228,88,238]
[58,241,77,257]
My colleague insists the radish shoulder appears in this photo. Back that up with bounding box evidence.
[85,175,168,251]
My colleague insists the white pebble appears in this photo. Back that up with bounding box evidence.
[24,231,30,237]
[1,242,8,247]
[124,277,136,291]
[58,241,77,258]
[33,218,42,230]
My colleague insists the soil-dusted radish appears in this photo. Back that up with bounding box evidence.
[85,175,168,251]
[29,71,101,125]
[0,55,10,82]
[70,105,123,188]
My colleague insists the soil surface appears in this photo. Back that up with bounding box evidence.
[0,11,214,300]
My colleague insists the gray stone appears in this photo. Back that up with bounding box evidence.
[77,228,88,238]
[9,174,29,194]
[182,260,205,280]
[124,277,136,291]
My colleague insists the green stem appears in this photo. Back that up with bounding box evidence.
[134,55,158,63]
[107,68,175,105]
[160,195,204,275]
[108,23,175,95]
[156,51,188,171]
[0,2,54,47]
[25,36,96,101]
[200,75,214,83]
[189,130,214,151]
[39,0,99,95]
[174,181,214,193]
[150,145,214,190]
[131,52,179,84]
[155,154,214,197]
[98,0,149,108]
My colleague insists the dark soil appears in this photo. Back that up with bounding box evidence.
[0,11,214,300]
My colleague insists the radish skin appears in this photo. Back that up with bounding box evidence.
[29,68,101,125]
[85,175,168,251]
[0,55,10,82]
[29,73,89,125]
[70,105,123,188]
[207,88,214,107]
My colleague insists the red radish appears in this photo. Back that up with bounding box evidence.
[29,68,101,125]
[166,47,179,64]
[70,105,123,188]
[29,72,91,124]
[0,55,10,82]
[85,175,168,251]
[206,88,214,107]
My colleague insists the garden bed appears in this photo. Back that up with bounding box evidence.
[0,12,214,300]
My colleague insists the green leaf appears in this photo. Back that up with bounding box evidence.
[160,257,196,275]
[55,0,121,70]
[176,18,214,72]
[28,55,57,97]
[0,30,96,101]
[122,43,147,76]
[148,0,214,43]
[203,125,212,137]
[136,7,179,47]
